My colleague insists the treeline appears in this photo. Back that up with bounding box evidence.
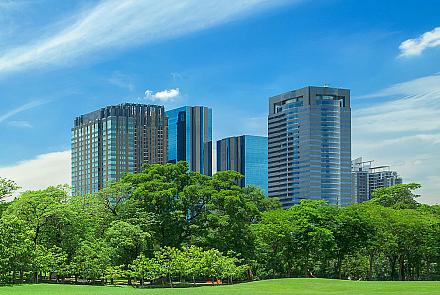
[0,162,439,286]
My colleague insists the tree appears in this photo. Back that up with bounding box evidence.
[0,215,34,283]
[72,240,111,282]
[329,205,374,278]
[181,246,204,285]
[119,162,192,247]
[252,200,336,278]
[95,182,132,216]
[103,265,125,285]
[370,183,421,209]
[154,247,179,287]
[105,220,150,267]
[0,177,19,201]
[190,172,279,262]
[129,254,160,286]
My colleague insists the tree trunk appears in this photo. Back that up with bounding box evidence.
[247,268,253,281]
[169,273,173,288]
[337,254,343,279]
[399,255,405,281]
[368,254,374,281]
[389,256,397,280]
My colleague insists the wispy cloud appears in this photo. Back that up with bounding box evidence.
[7,120,33,128]
[108,71,135,92]
[0,0,27,11]
[353,73,440,204]
[0,100,47,123]
[399,27,440,58]
[363,73,440,98]
[0,0,295,74]
[145,88,180,102]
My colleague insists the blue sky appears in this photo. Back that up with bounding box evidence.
[0,0,439,203]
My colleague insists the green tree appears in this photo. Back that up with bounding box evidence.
[0,215,34,283]
[252,200,336,278]
[154,246,179,287]
[191,172,278,262]
[329,205,374,278]
[0,177,19,201]
[105,220,150,267]
[370,183,421,209]
[5,185,84,258]
[72,239,110,282]
[130,254,160,286]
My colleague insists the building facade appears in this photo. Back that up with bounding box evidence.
[352,157,403,203]
[268,86,352,208]
[216,135,268,193]
[166,106,212,175]
[71,103,167,196]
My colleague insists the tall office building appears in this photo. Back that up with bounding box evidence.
[352,157,403,203]
[216,135,268,193]
[166,106,212,175]
[71,103,167,196]
[268,86,352,208]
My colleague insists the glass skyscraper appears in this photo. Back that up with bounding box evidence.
[71,103,167,196]
[166,106,212,175]
[216,135,268,194]
[268,86,352,208]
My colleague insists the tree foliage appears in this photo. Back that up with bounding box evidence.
[0,164,438,285]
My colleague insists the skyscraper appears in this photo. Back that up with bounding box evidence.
[352,157,403,203]
[166,106,212,175]
[71,103,167,196]
[216,135,268,193]
[268,86,352,208]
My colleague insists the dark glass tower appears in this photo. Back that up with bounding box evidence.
[166,106,212,175]
[268,86,352,208]
[217,135,268,194]
[71,103,167,196]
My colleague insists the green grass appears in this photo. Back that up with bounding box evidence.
[0,278,439,295]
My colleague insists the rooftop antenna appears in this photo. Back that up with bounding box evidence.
[323,83,330,87]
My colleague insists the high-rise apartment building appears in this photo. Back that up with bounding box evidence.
[166,106,212,175]
[216,135,268,193]
[268,86,352,208]
[71,103,167,196]
[352,157,403,203]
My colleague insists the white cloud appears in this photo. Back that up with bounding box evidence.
[0,100,47,123]
[145,88,180,102]
[399,27,440,58]
[0,0,295,74]
[353,73,440,204]
[0,151,71,199]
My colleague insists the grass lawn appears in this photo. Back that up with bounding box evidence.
[0,278,439,295]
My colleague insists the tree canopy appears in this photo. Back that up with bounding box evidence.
[0,164,438,285]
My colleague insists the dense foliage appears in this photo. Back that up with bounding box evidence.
[0,162,438,286]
